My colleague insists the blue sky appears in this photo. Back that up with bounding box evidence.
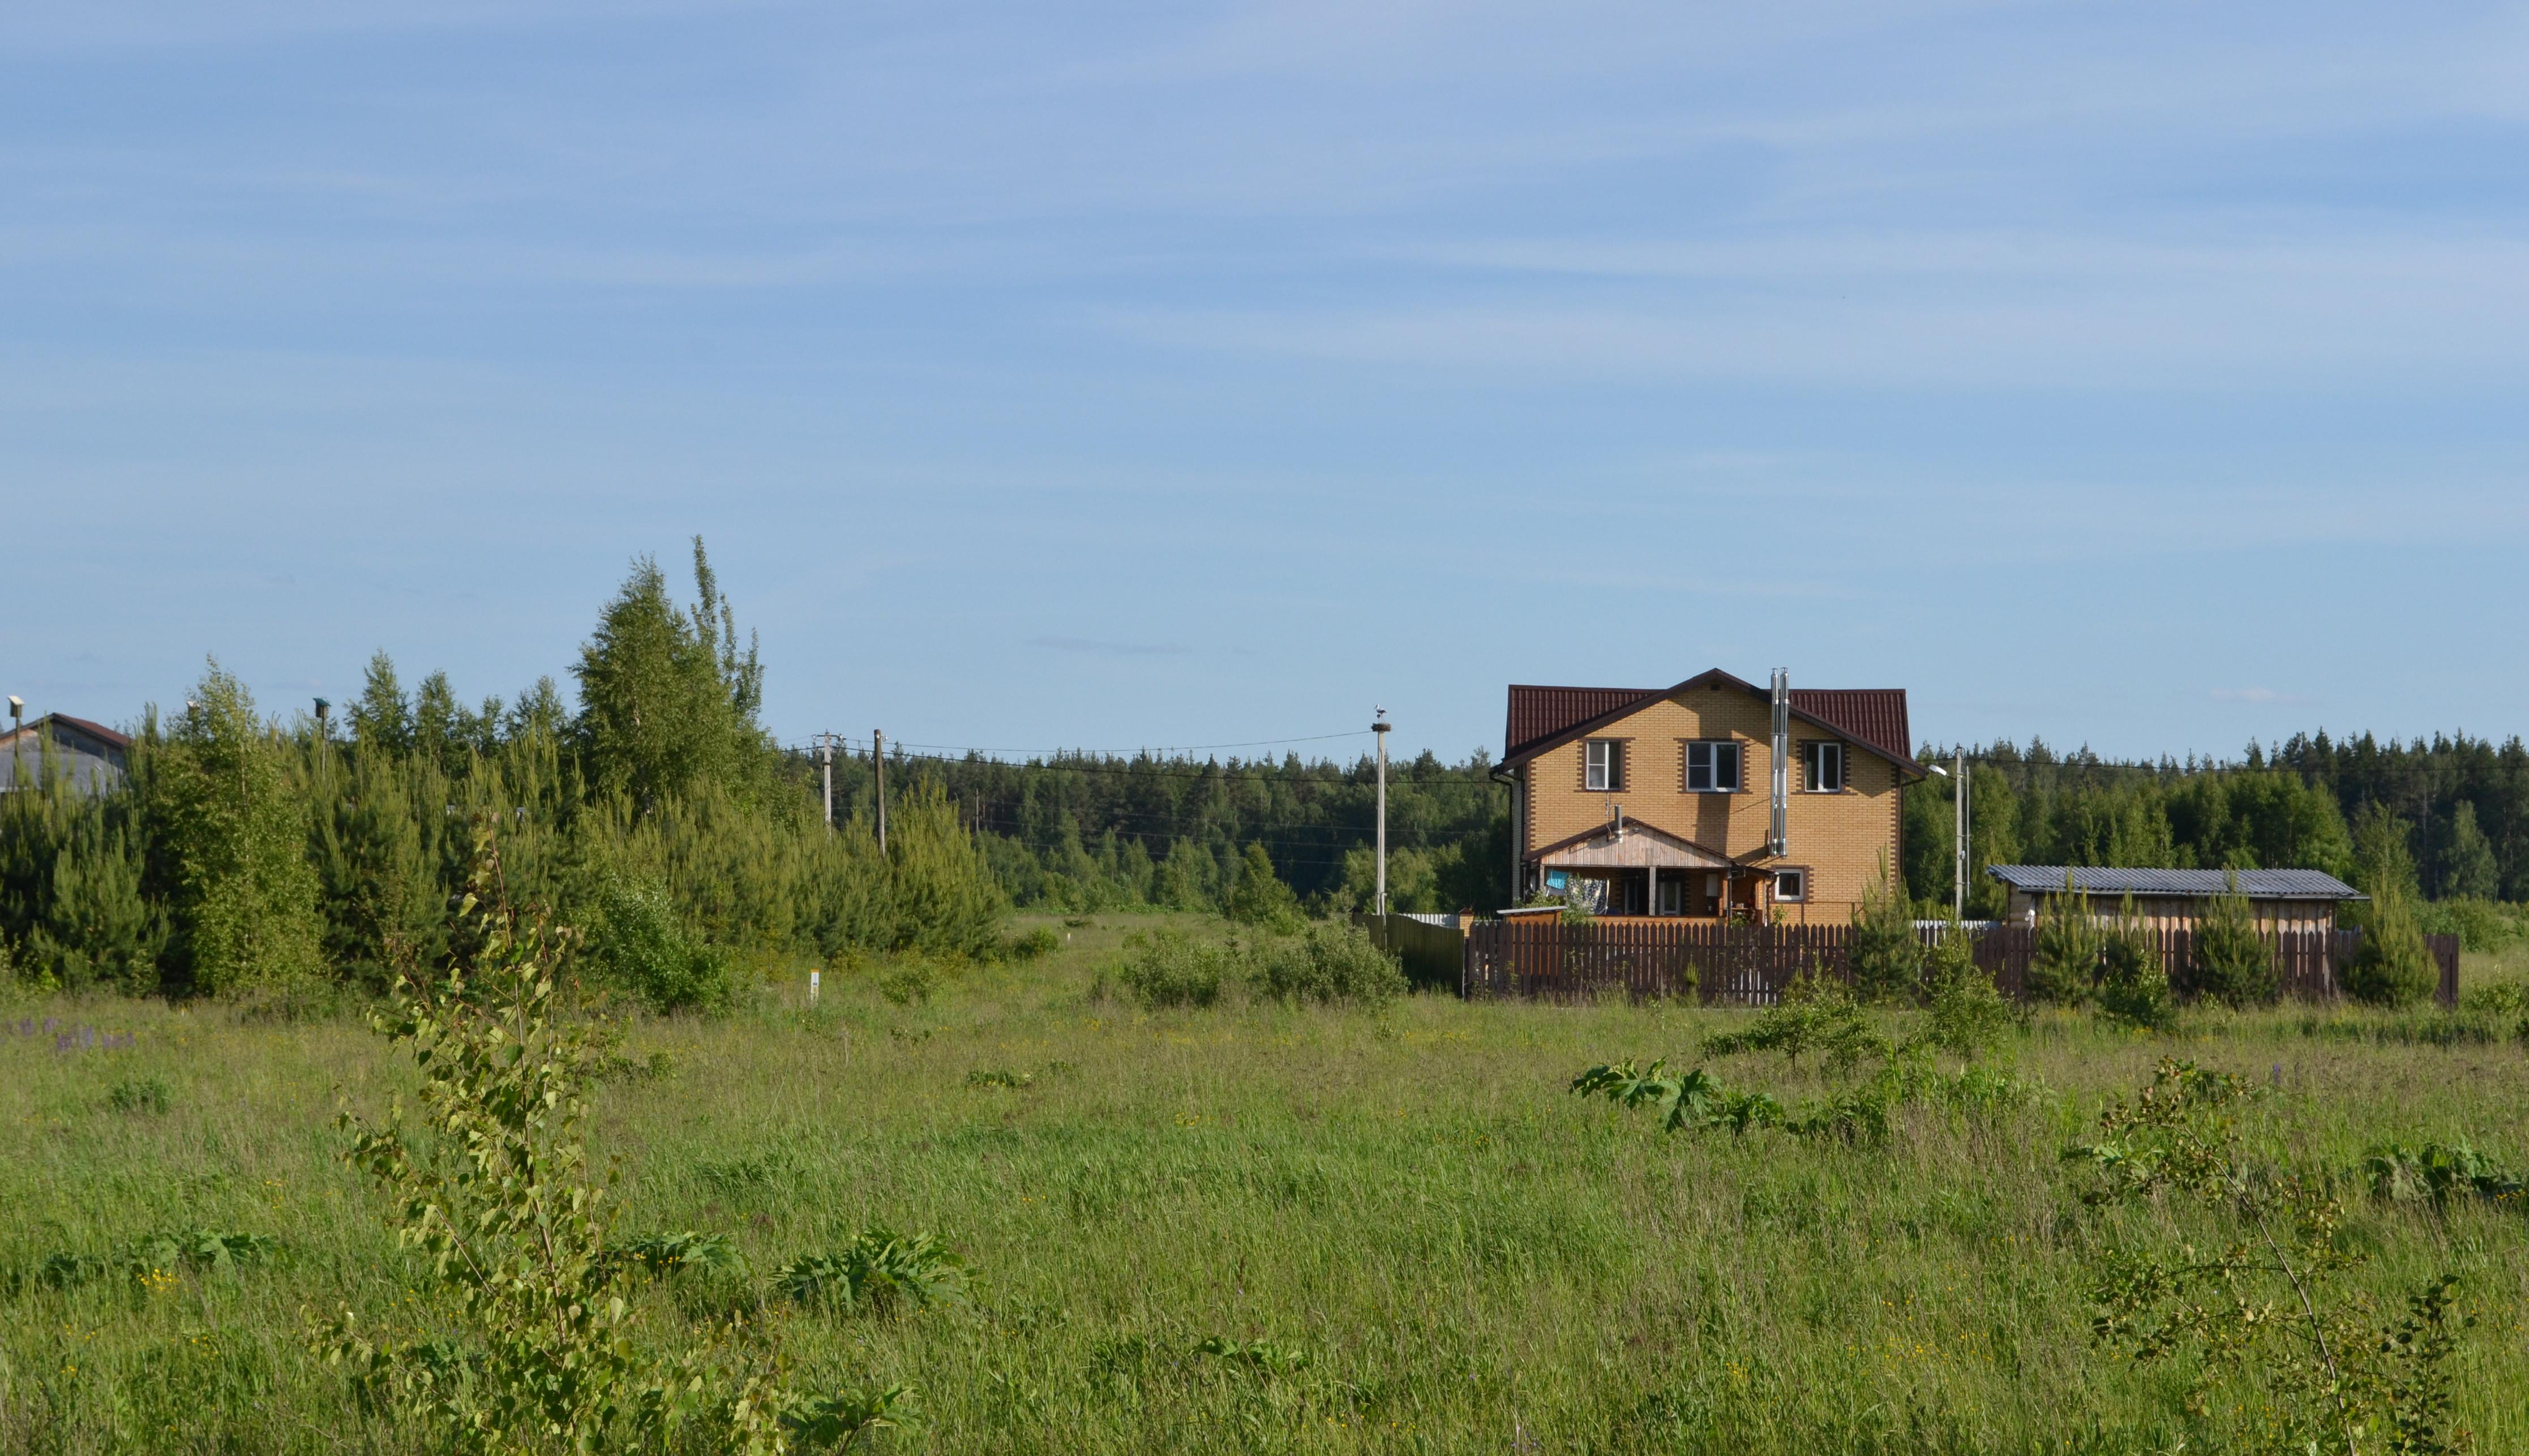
[8,1,2528,764]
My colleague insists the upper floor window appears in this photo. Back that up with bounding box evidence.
[1684,740,1742,792]
[1803,741,1846,792]
[1584,739,1624,791]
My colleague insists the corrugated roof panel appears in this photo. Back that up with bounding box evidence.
[1504,685,1658,762]
[1986,865,2364,900]
[1788,688,1911,769]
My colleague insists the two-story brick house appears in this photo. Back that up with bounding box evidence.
[1492,669,1924,924]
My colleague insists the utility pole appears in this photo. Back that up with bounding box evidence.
[1953,748,1970,920]
[1373,708,1390,917]
[873,729,888,853]
[815,732,835,830]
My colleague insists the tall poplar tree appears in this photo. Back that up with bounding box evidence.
[152,663,325,995]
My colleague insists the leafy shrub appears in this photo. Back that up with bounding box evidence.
[2026,872,2103,1006]
[592,1042,677,1083]
[2344,869,2434,1008]
[1109,927,1232,1009]
[1570,1060,1778,1135]
[2067,1059,2472,1453]
[2364,1140,2525,1206]
[876,960,939,1007]
[1701,972,1885,1071]
[612,1230,748,1281]
[2189,871,2277,1008]
[1578,1037,2041,1149]
[586,876,735,1013]
[2096,894,2174,1030]
[2417,895,2526,954]
[1938,1062,2047,1115]
[1249,922,1407,1007]
[778,1382,920,1449]
[775,1229,970,1316]
[36,1228,281,1289]
[1002,926,1060,960]
[318,830,818,1454]
[1922,929,2014,1059]
[105,1075,172,1115]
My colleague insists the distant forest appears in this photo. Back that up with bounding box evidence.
[807,742,1507,916]
[6,537,2525,1002]
[842,726,2528,920]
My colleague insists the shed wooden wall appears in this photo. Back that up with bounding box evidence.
[2004,890,2343,935]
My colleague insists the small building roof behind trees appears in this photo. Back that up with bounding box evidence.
[1,713,133,797]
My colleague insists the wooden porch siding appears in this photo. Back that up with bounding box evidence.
[1461,920,2460,1007]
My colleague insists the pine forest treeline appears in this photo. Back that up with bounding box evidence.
[0,543,1005,1003]
[1901,735,2529,924]
[6,539,2529,1000]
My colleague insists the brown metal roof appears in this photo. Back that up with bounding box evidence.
[1504,685,1657,763]
[48,715,133,751]
[3,714,134,753]
[1501,671,1921,778]
[1788,689,1911,771]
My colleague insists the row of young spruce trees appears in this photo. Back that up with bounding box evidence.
[0,544,1006,1008]
[0,540,2509,1003]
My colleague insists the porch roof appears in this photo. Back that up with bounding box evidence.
[1531,820,1734,870]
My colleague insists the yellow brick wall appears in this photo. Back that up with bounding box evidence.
[1519,682,1904,924]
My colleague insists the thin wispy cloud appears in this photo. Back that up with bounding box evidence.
[1027,636,1194,657]
[2213,688,2312,706]
[7,1,2529,756]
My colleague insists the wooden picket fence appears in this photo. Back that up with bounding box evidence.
[1460,918,2458,1008]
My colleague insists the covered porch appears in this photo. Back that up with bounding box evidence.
[1528,820,1769,918]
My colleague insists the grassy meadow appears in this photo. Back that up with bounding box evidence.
[3,916,2525,1454]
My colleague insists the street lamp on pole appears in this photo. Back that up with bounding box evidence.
[1928,751,1969,920]
[1373,709,1391,917]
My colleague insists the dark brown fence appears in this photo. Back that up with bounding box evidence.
[1460,919,2459,1008]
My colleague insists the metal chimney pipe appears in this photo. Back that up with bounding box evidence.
[1768,669,1790,858]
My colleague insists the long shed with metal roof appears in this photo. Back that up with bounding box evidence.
[1986,864,2365,935]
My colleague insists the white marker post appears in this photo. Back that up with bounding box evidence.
[808,969,821,1005]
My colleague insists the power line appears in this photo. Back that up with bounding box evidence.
[782,739,1449,783]
[792,748,1490,787]
[888,729,1374,757]
[969,821,1358,870]
[967,816,1373,864]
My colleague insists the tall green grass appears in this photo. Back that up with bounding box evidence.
[2,924,2522,1453]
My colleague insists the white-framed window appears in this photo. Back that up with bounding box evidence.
[1584,739,1623,791]
[1684,740,1742,792]
[1803,740,1845,793]
[1773,867,1808,903]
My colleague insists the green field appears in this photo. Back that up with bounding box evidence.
[3,918,2524,1454]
